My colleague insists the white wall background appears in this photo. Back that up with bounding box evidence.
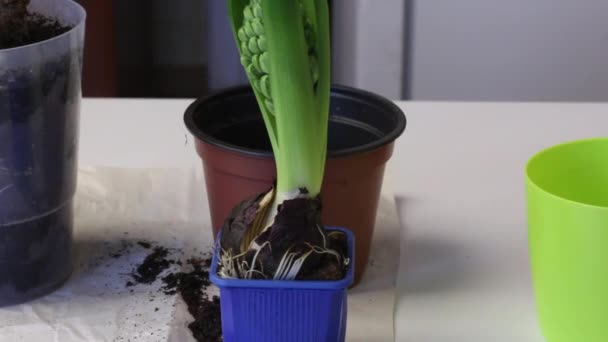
[333,0,406,100]
[408,0,608,101]
[205,0,608,102]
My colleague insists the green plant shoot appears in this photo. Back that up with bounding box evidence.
[227,0,330,222]
[219,0,345,281]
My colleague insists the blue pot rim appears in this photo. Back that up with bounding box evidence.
[210,227,355,289]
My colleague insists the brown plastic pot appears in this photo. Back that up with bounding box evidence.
[184,85,406,284]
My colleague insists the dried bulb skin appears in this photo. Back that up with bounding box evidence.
[219,190,269,256]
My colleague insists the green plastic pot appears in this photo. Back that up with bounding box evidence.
[526,137,608,342]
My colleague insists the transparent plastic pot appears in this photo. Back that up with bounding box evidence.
[0,0,86,306]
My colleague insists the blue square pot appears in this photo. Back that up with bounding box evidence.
[210,227,355,342]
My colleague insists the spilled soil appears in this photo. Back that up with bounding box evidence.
[131,247,171,284]
[125,241,222,342]
[160,258,222,342]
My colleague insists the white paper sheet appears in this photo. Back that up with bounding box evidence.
[0,167,400,342]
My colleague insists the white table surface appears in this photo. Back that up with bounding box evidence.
[80,99,608,342]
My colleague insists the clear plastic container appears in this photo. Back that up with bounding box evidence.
[0,0,85,306]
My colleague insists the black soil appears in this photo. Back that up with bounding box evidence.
[161,259,222,342]
[188,295,222,342]
[137,241,152,249]
[127,244,222,342]
[0,13,71,50]
[132,247,171,284]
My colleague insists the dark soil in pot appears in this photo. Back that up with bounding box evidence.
[0,13,70,49]
[0,1,85,306]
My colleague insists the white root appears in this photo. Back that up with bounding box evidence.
[284,250,313,280]
[246,241,271,279]
[220,238,348,280]
[273,247,296,280]
[218,248,238,279]
[305,243,342,262]
[316,224,327,248]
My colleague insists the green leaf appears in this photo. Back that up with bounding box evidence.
[263,0,323,195]
[228,0,331,197]
[312,0,331,170]
[301,0,317,33]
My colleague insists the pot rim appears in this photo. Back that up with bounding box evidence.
[0,0,86,53]
[184,84,406,158]
[210,227,354,289]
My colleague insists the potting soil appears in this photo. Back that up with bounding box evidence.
[126,241,223,342]
[0,12,70,50]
